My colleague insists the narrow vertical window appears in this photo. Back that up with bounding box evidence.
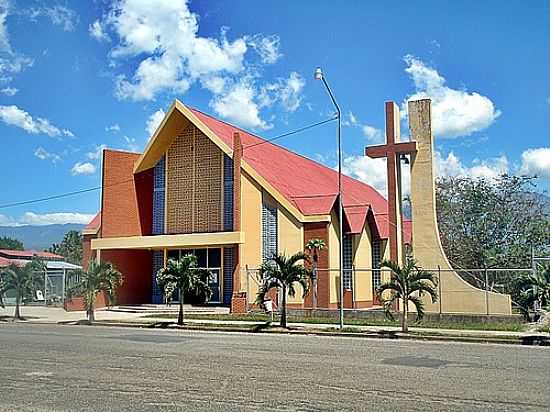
[343,235,353,289]
[262,202,278,262]
[372,239,381,290]
[152,155,165,235]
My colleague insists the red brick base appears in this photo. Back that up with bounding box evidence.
[343,289,353,309]
[231,292,248,314]
[64,292,108,312]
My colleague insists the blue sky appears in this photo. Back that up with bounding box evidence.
[0,0,549,226]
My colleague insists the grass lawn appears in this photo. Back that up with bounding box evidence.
[540,324,550,333]
[141,312,527,332]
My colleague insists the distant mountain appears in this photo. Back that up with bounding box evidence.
[0,224,85,251]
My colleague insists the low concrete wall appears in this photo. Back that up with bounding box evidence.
[285,308,523,324]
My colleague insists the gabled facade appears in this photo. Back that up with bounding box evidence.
[84,100,411,312]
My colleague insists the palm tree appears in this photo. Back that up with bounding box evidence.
[66,260,122,323]
[0,259,44,320]
[516,265,550,318]
[156,254,212,326]
[306,238,326,309]
[256,252,312,328]
[377,259,438,333]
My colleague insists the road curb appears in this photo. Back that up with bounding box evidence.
[60,320,550,346]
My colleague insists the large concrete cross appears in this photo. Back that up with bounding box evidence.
[365,101,417,263]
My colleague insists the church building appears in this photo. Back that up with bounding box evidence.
[82,100,411,312]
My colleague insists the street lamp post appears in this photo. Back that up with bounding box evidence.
[315,68,344,330]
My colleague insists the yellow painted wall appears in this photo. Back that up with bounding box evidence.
[240,171,262,293]
[408,99,511,314]
[379,240,391,285]
[353,226,373,302]
[278,206,304,304]
[329,210,341,304]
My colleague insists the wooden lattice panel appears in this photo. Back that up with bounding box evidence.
[166,126,193,234]
[195,129,222,232]
[166,124,223,234]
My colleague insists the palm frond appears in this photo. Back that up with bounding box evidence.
[408,295,426,321]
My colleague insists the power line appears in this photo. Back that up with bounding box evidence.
[242,116,337,150]
[0,117,336,210]
[0,177,135,210]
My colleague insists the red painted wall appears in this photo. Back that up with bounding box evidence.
[101,149,153,238]
[101,249,152,305]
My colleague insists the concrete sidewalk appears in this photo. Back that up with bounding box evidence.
[2,305,548,340]
[121,315,547,338]
[0,305,225,324]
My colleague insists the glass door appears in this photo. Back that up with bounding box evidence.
[166,248,222,303]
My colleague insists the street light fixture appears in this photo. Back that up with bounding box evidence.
[315,67,344,330]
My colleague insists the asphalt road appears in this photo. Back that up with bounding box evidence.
[0,324,549,411]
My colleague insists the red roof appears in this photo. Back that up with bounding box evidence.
[83,212,101,233]
[94,103,412,242]
[0,249,63,260]
[189,107,394,235]
[0,249,65,267]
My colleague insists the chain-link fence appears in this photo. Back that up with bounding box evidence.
[245,266,533,316]
[1,266,81,307]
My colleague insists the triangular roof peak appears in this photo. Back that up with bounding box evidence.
[134,99,233,174]
[133,99,392,229]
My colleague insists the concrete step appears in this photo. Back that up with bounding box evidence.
[108,304,229,314]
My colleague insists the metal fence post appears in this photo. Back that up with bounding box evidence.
[438,265,442,316]
[352,265,356,309]
[245,264,250,312]
[485,268,489,315]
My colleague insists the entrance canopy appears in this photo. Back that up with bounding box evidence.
[91,231,244,250]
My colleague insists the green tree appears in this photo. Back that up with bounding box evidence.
[0,236,24,251]
[256,252,311,328]
[66,260,122,323]
[515,264,550,318]
[156,255,212,325]
[305,238,326,309]
[0,259,45,319]
[49,230,83,265]
[436,175,550,272]
[377,259,438,333]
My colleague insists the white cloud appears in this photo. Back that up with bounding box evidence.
[123,135,139,152]
[105,0,247,101]
[94,0,295,129]
[89,20,109,42]
[26,5,78,32]
[105,123,120,133]
[362,125,383,143]
[86,144,107,160]
[200,76,226,94]
[211,80,271,130]
[0,54,33,83]
[436,151,509,180]
[258,72,305,113]
[403,55,501,138]
[0,105,72,137]
[20,212,94,226]
[345,111,383,143]
[247,34,282,64]
[342,156,389,196]
[146,109,165,136]
[34,147,61,163]
[71,162,96,175]
[520,147,550,179]
[277,72,305,112]
[0,1,33,83]
[0,212,95,227]
[0,86,16,95]
[0,0,10,52]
